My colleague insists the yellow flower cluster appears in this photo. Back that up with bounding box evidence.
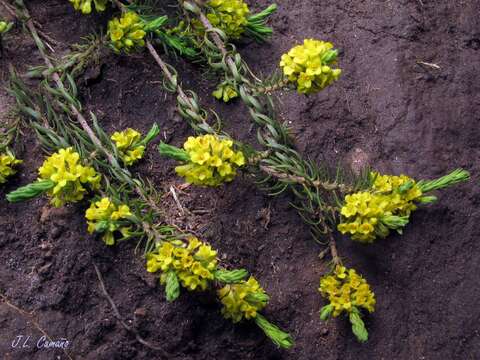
[218,276,268,323]
[372,172,423,215]
[69,0,107,14]
[111,128,145,166]
[206,0,250,39]
[212,83,238,103]
[38,147,100,207]
[175,135,245,186]
[0,151,22,184]
[146,237,218,291]
[337,172,423,243]
[85,197,132,245]
[108,12,146,53]
[319,266,375,317]
[280,39,342,94]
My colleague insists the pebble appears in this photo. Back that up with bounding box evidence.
[50,226,63,240]
[134,307,147,317]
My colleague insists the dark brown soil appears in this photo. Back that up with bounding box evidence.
[1,0,480,359]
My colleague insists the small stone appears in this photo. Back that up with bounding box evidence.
[320,327,329,336]
[134,307,147,317]
[349,148,370,175]
[50,226,63,240]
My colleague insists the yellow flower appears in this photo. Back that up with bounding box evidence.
[111,128,146,166]
[0,151,22,184]
[205,0,250,39]
[338,172,423,243]
[218,276,269,323]
[38,148,100,207]
[175,135,245,186]
[146,237,218,292]
[85,197,132,245]
[213,82,238,102]
[280,39,342,94]
[108,12,146,53]
[319,266,375,317]
[68,0,108,14]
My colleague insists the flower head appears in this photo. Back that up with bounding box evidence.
[337,172,423,243]
[111,128,146,166]
[69,0,108,14]
[0,151,22,184]
[218,276,269,323]
[175,134,245,186]
[85,197,133,245]
[319,266,375,317]
[108,12,146,53]
[280,39,342,94]
[146,237,218,292]
[206,0,250,39]
[213,82,238,103]
[38,147,100,207]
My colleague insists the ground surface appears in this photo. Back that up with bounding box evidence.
[0,0,479,359]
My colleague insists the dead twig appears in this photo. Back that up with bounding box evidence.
[328,232,341,266]
[92,263,171,357]
[416,60,440,70]
[0,292,74,360]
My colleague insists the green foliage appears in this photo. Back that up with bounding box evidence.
[254,314,294,349]
[0,20,13,35]
[245,4,277,43]
[214,269,249,283]
[319,304,333,321]
[165,270,180,302]
[158,142,190,162]
[418,169,470,193]
[6,179,54,202]
[349,308,368,343]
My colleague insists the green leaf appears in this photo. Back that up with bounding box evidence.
[6,180,55,203]
[158,142,190,162]
[349,309,368,343]
[380,215,409,230]
[245,4,278,42]
[398,180,414,193]
[245,292,270,306]
[418,168,470,193]
[138,123,160,147]
[319,304,333,321]
[165,271,180,302]
[94,220,110,233]
[417,195,437,204]
[254,314,294,349]
[143,16,168,32]
[214,269,249,283]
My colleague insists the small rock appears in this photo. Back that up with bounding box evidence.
[134,307,147,317]
[50,226,63,240]
[40,205,70,224]
[349,148,370,175]
[320,327,329,336]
